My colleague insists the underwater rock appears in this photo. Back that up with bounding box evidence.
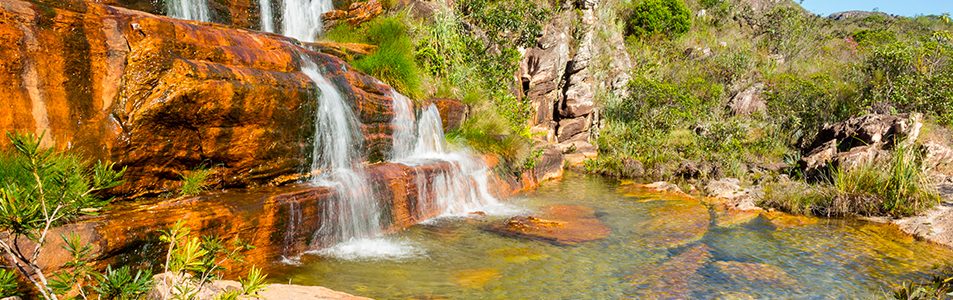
[714,261,797,286]
[628,244,713,298]
[634,199,710,249]
[454,268,502,289]
[487,205,610,245]
[713,207,761,228]
[487,247,550,264]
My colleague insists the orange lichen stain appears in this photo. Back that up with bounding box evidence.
[454,268,501,289]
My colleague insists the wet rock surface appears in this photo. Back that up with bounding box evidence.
[487,205,610,245]
[0,0,400,195]
[322,0,383,30]
[714,261,797,286]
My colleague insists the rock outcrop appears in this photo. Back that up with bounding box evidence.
[32,159,525,275]
[799,113,922,175]
[151,272,371,300]
[321,0,383,30]
[519,0,631,166]
[0,0,400,195]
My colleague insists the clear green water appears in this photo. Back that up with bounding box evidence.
[266,174,953,299]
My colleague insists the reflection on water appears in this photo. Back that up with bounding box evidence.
[266,173,953,299]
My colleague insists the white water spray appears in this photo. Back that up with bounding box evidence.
[259,0,275,32]
[390,91,513,219]
[299,57,418,260]
[166,0,211,22]
[279,0,334,42]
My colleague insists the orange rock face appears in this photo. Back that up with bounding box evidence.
[34,160,522,275]
[0,0,400,195]
[322,0,383,30]
[488,205,610,245]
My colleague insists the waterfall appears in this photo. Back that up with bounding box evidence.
[166,0,211,22]
[298,56,419,260]
[390,90,417,160]
[390,91,512,218]
[259,0,275,32]
[280,0,334,42]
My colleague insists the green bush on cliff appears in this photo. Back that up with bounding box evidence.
[626,0,692,39]
[352,16,426,99]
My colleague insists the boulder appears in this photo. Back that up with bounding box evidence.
[322,0,384,30]
[556,117,589,142]
[728,83,766,116]
[705,178,761,211]
[531,145,565,183]
[0,0,400,195]
[487,205,610,245]
[800,113,923,175]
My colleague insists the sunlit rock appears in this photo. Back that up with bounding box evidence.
[487,205,610,245]
[633,199,710,249]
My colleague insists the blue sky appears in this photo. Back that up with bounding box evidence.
[800,0,953,17]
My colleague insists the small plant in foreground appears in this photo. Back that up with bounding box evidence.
[179,168,211,197]
[0,132,124,299]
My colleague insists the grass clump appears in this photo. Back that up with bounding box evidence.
[760,144,939,218]
[892,272,953,300]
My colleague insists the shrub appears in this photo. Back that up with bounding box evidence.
[352,16,425,99]
[626,0,692,39]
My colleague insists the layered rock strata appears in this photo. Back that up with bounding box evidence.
[519,0,631,166]
[0,0,399,195]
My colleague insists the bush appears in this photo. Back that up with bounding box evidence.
[352,16,425,99]
[626,0,692,39]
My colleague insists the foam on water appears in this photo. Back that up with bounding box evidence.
[309,238,425,261]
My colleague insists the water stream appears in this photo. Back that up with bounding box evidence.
[165,0,211,22]
[277,0,333,42]
[389,91,512,218]
[259,0,275,32]
[299,56,412,260]
[268,174,953,298]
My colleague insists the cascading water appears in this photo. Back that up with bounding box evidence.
[389,90,513,219]
[259,0,275,33]
[278,0,334,42]
[298,56,419,260]
[166,0,211,22]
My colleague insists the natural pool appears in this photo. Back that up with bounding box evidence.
[266,174,953,299]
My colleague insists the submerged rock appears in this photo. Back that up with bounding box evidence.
[454,268,502,289]
[628,244,713,298]
[487,247,550,264]
[714,261,797,286]
[487,205,610,245]
[634,199,710,249]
